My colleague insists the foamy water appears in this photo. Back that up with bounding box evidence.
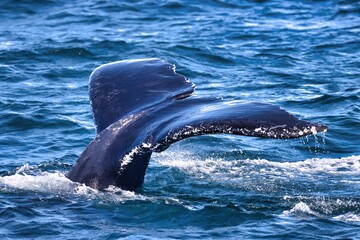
[0,164,148,203]
[1,154,359,224]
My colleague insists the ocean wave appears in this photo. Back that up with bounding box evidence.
[282,202,321,218]
[281,195,360,221]
[333,212,360,223]
[282,203,360,223]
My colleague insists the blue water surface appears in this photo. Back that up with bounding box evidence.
[0,0,359,239]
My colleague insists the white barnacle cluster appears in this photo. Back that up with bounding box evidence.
[298,125,321,136]
[250,126,291,138]
[118,141,153,173]
[170,125,203,141]
[254,127,262,133]
[225,126,233,134]
[118,146,143,172]
[310,126,318,134]
[141,142,152,149]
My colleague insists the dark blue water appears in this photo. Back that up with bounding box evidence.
[0,0,359,239]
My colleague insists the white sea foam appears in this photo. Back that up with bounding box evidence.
[282,201,360,222]
[154,152,360,177]
[1,154,359,213]
[0,165,148,203]
[0,165,201,211]
[156,150,360,213]
[0,41,14,50]
[281,195,360,220]
[281,201,360,221]
[248,156,360,175]
[282,202,321,217]
[153,152,360,198]
[333,213,360,223]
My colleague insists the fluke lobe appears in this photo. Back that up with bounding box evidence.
[67,58,327,190]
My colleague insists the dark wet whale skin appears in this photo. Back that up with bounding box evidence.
[67,59,327,190]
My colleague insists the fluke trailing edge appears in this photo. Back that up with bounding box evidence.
[67,59,327,190]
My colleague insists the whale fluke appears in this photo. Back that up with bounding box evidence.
[67,59,327,190]
[88,58,195,133]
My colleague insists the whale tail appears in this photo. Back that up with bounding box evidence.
[67,59,327,190]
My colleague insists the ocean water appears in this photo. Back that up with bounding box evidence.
[0,0,359,239]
